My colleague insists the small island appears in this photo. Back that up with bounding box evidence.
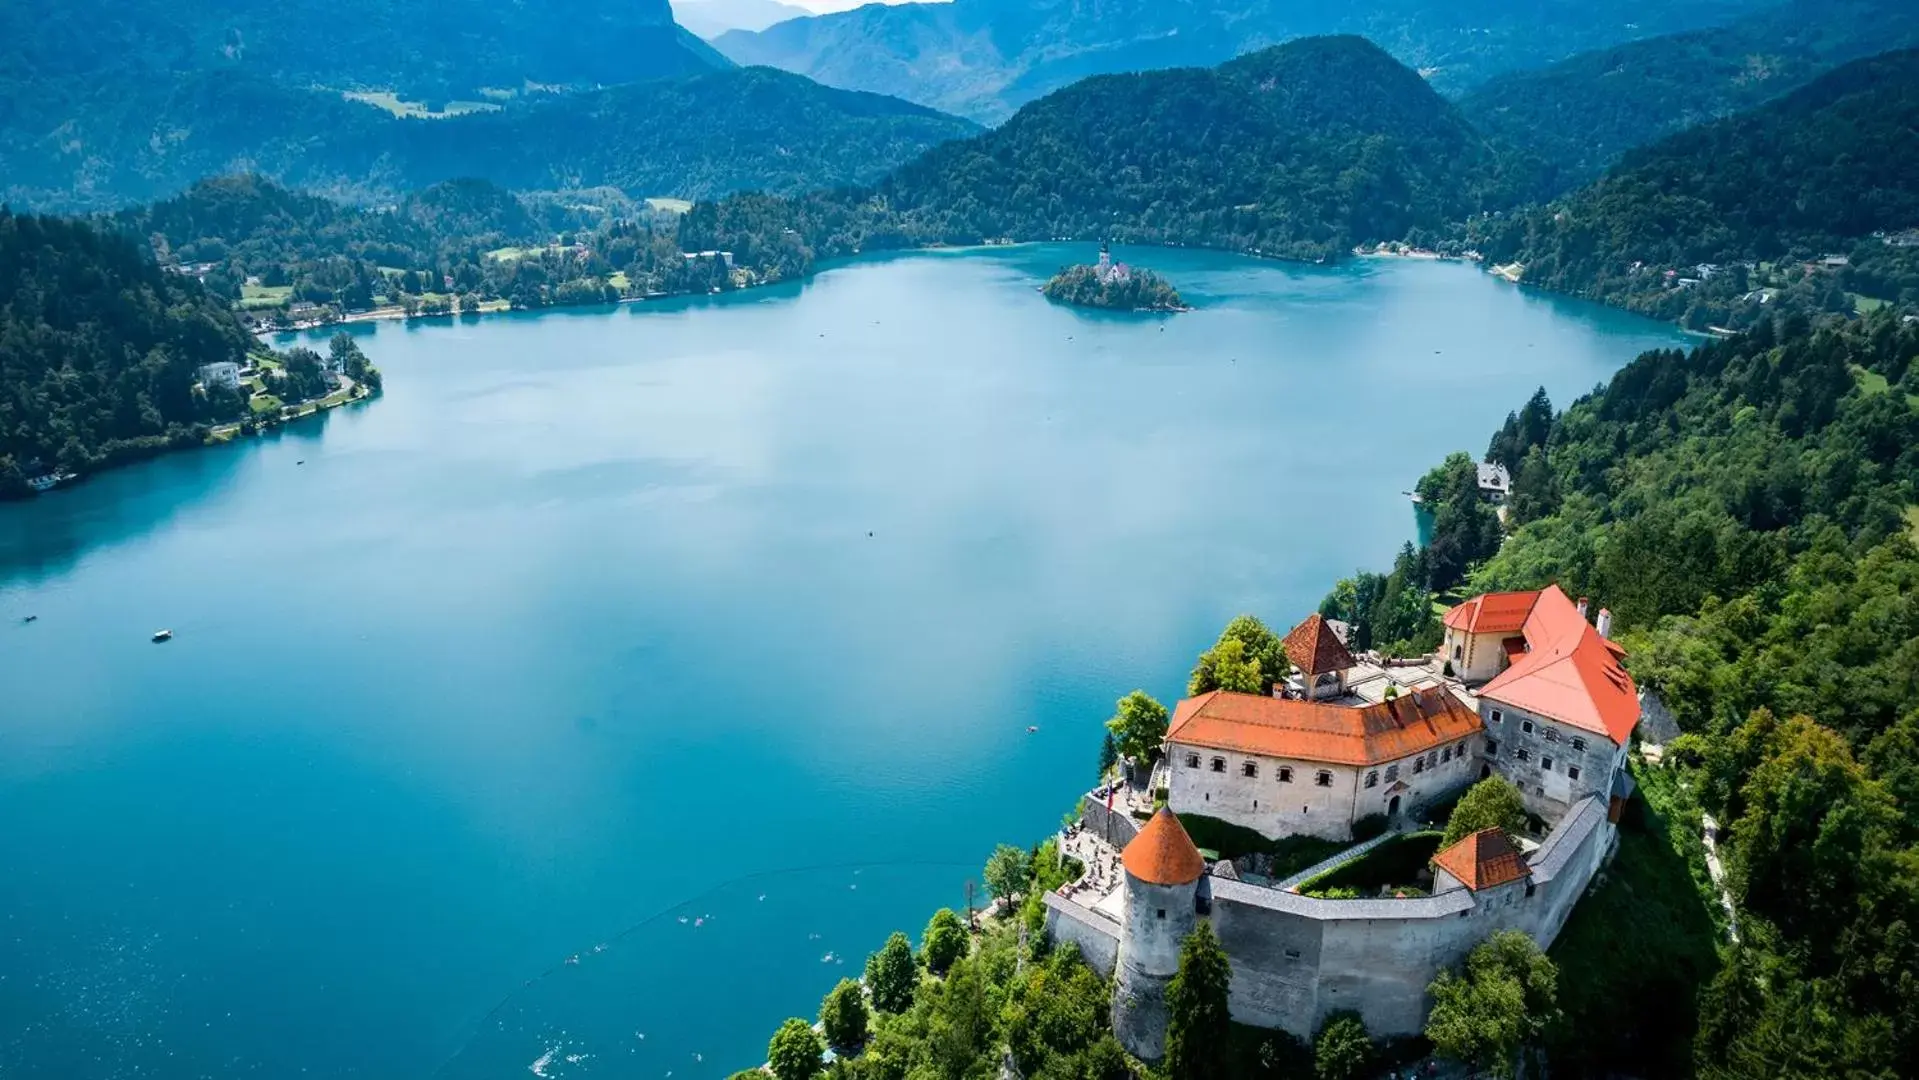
[1042,245,1188,312]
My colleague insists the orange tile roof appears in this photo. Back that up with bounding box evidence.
[1122,808,1207,886]
[1283,613,1356,676]
[1478,585,1639,745]
[1165,686,1483,767]
[1432,827,1529,891]
[1442,590,1541,635]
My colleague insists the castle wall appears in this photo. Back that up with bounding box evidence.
[1193,796,1612,1039]
[1041,892,1120,977]
[1080,795,1141,849]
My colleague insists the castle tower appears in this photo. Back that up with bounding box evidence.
[1114,807,1207,1061]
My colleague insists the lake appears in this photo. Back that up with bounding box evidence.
[0,245,1691,1079]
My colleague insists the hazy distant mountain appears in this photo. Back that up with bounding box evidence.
[713,0,1770,123]
[0,66,978,210]
[672,0,811,39]
[1461,0,1919,191]
[0,0,724,102]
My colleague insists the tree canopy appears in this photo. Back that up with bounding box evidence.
[1165,922,1233,1080]
[1425,931,1560,1077]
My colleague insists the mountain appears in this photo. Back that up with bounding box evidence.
[681,37,1521,267]
[0,0,723,105]
[713,0,1770,123]
[1481,49,1919,321]
[1,66,979,210]
[0,209,260,494]
[869,37,1519,259]
[1460,0,1919,191]
[671,0,810,39]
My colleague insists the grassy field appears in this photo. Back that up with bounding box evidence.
[342,90,499,119]
[1905,505,1919,543]
[645,197,694,214]
[239,284,293,310]
[249,393,284,417]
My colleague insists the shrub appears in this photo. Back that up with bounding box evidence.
[1351,813,1390,842]
[922,908,969,974]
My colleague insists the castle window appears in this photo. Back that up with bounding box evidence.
[1515,748,1530,762]
[1568,766,1581,781]
[1441,746,1452,763]
[1490,709,1503,725]
[1451,644,1461,661]
[1241,761,1258,778]
[1428,752,1439,768]
[1385,764,1399,782]
[1413,758,1426,774]
[1284,948,1302,960]
[1486,739,1499,756]
[1156,909,1166,920]
[1521,720,1535,734]
[1535,786,1545,796]
[1365,770,1378,788]
[1571,737,1587,752]
[1543,727,1560,743]
[1525,883,1537,898]
[1314,771,1333,787]
[1185,753,1200,769]
[1210,757,1226,773]
[1278,766,1294,783]
[1541,756,1554,771]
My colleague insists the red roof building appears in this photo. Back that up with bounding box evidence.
[1431,827,1529,891]
[1166,686,1482,767]
[1476,586,1638,746]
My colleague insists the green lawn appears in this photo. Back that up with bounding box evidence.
[1850,363,1891,396]
[239,284,293,310]
[608,271,630,291]
[1175,813,1346,875]
[1851,293,1887,315]
[1905,505,1919,544]
[342,90,499,119]
[1298,831,1442,897]
[645,197,694,214]
[248,393,284,416]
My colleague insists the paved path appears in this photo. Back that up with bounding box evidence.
[1273,821,1412,891]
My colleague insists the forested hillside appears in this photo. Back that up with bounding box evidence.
[0,212,260,496]
[715,0,1768,123]
[2,67,978,211]
[115,176,744,319]
[1460,0,1919,190]
[681,37,1521,265]
[1323,308,1919,1077]
[1478,49,1919,327]
[0,0,721,106]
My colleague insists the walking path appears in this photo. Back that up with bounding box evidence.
[1273,820,1413,891]
[1700,812,1740,942]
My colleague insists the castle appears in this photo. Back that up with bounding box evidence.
[1044,585,1639,1058]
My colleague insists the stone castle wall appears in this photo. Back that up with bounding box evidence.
[1047,795,1615,1048]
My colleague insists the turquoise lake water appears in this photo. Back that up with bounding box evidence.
[0,245,1692,1078]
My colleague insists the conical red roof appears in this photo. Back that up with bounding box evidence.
[1122,808,1207,886]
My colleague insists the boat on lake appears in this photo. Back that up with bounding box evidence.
[151,629,173,642]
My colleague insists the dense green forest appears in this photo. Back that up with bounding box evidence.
[0,211,258,496]
[675,37,1524,269]
[715,0,1770,123]
[1320,309,1919,1076]
[1459,0,1919,191]
[2,65,978,211]
[1476,49,1919,328]
[1041,264,1186,312]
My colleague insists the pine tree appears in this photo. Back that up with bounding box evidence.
[1165,922,1232,1080]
